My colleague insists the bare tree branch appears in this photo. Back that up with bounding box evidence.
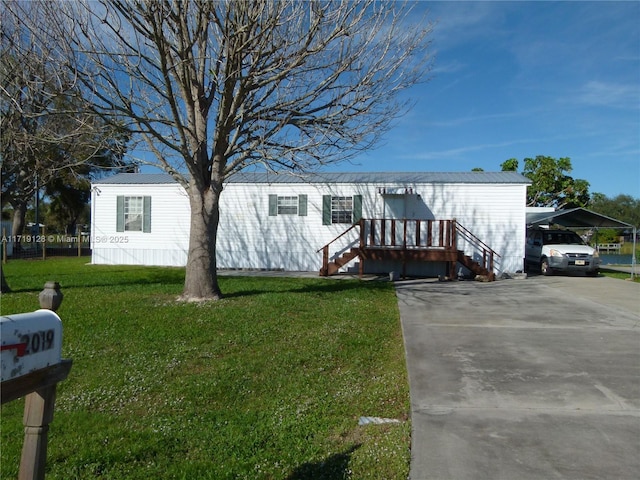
[17,0,434,300]
[1,0,131,243]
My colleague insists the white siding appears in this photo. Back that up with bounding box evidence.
[92,177,528,275]
[91,183,190,266]
[218,181,527,274]
[218,182,357,271]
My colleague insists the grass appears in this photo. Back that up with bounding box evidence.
[600,268,640,283]
[1,257,410,479]
[598,243,639,283]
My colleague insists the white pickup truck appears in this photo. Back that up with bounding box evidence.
[525,228,601,276]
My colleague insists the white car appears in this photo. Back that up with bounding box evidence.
[525,228,601,276]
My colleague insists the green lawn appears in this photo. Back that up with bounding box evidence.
[600,268,640,283]
[1,257,410,479]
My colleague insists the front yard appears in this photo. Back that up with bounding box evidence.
[1,257,410,479]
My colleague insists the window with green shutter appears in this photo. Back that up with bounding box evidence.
[353,195,362,223]
[298,194,307,216]
[116,196,125,232]
[268,195,278,216]
[268,195,307,216]
[117,195,151,232]
[143,196,151,232]
[322,195,332,225]
[322,195,362,225]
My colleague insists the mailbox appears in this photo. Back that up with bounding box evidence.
[1,309,63,383]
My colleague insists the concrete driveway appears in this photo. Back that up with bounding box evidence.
[396,275,640,480]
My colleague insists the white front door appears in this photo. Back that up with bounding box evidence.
[383,195,405,219]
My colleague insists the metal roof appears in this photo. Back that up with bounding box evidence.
[95,173,178,184]
[95,171,531,185]
[228,171,531,184]
[526,208,633,229]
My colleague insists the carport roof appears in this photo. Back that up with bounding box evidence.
[526,208,633,229]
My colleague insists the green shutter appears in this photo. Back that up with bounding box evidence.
[298,195,307,216]
[116,196,124,232]
[322,195,331,225]
[269,195,278,216]
[353,195,362,223]
[143,196,152,232]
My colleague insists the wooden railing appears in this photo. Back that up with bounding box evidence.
[454,221,500,274]
[318,218,500,277]
[316,221,362,276]
[362,218,456,249]
[318,219,458,275]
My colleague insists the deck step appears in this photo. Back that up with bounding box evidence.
[326,248,360,275]
[456,250,494,280]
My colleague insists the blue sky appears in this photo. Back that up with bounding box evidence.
[337,1,640,198]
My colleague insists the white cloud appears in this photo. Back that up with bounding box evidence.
[575,81,639,110]
[431,59,466,75]
[400,138,537,161]
[428,1,507,48]
[422,110,532,128]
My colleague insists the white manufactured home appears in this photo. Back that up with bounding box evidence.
[91,171,530,278]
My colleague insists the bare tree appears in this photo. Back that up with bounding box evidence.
[1,1,128,248]
[26,0,434,300]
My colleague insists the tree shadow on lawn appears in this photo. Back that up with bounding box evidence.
[5,266,186,293]
[221,276,392,299]
[5,267,393,299]
[286,445,361,480]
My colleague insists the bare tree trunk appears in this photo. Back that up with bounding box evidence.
[1,264,9,293]
[22,0,434,301]
[181,185,223,301]
[11,203,27,253]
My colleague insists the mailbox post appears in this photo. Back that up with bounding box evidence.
[1,283,72,480]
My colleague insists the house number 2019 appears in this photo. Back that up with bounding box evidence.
[19,330,55,356]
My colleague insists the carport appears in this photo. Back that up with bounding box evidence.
[526,207,637,278]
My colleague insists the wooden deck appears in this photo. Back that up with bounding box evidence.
[318,218,498,279]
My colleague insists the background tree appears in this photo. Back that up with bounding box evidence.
[590,193,640,228]
[23,0,434,301]
[1,2,130,246]
[42,134,133,234]
[500,158,519,172]
[501,156,590,208]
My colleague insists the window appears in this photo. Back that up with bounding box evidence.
[117,196,151,232]
[124,196,143,231]
[268,195,307,216]
[322,195,362,225]
[277,196,298,215]
[331,196,353,224]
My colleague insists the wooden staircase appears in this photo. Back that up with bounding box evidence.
[325,248,361,276]
[457,251,494,280]
[318,219,500,280]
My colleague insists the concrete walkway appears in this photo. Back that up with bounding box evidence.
[396,275,640,480]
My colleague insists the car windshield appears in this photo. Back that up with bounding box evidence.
[543,232,585,245]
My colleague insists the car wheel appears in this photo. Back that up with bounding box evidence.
[586,269,599,277]
[541,258,552,276]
